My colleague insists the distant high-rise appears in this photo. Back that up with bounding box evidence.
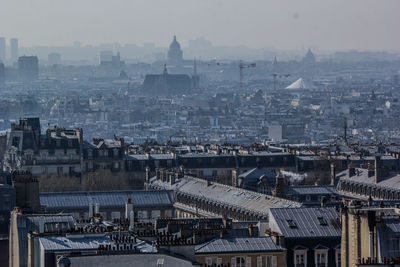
[167,35,183,66]
[0,37,5,63]
[0,62,5,86]
[48,52,61,65]
[10,38,18,63]
[18,56,39,82]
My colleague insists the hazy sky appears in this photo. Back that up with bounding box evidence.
[1,0,399,51]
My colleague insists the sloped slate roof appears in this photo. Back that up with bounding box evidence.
[195,237,284,254]
[40,190,174,210]
[269,207,341,238]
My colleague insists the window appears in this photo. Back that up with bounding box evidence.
[306,195,311,201]
[286,219,297,228]
[233,256,246,267]
[57,166,63,174]
[335,249,341,267]
[257,256,277,267]
[113,162,119,169]
[12,137,20,147]
[317,217,328,226]
[41,153,47,160]
[205,257,222,267]
[42,167,47,174]
[294,251,307,267]
[315,250,327,267]
[88,150,93,159]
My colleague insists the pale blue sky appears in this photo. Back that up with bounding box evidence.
[0,0,399,51]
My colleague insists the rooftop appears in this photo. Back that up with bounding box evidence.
[195,237,285,254]
[40,190,174,210]
[269,207,341,238]
[151,176,300,217]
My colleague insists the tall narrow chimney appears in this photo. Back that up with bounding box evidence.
[330,162,336,185]
[39,216,45,233]
[89,203,94,218]
[125,198,133,219]
[375,156,383,183]
[129,210,134,231]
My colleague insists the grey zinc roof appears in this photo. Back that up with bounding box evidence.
[238,167,276,179]
[40,235,109,251]
[26,214,75,233]
[337,168,400,190]
[269,207,341,238]
[40,234,153,252]
[286,186,337,195]
[40,190,174,210]
[151,176,300,216]
[195,237,284,254]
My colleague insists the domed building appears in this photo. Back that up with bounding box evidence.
[302,49,316,65]
[167,35,183,66]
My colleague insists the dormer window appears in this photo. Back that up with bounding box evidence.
[286,219,297,228]
[317,217,328,226]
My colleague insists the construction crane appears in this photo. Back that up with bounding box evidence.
[239,61,256,92]
[271,73,290,90]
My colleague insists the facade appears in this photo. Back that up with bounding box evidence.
[167,35,183,66]
[0,62,5,86]
[341,202,400,267]
[336,156,400,200]
[9,212,76,267]
[47,53,61,65]
[10,38,18,63]
[0,37,5,62]
[195,237,286,267]
[268,207,341,267]
[3,118,83,177]
[83,138,125,173]
[18,56,39,82]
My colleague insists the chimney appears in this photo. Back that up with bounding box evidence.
[89,203,94,218]
[320,196,326,207]
[94,203,100,215]
[145,166,150,190]
[330,162,336,186]
[272,172,286,198]
[156,168,160,180]
[367,163,375,178]
[39,216,45,233]
[232,168,239,187]
[348,166,356,177]
[169,171,175,185]
[125,198,133,219]
[206,178,212,186]
[375,156,383,183]
[129,210,134,231]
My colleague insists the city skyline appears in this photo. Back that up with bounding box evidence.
[0,0,399,51]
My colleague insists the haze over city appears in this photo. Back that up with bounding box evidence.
[1,0,399,51]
